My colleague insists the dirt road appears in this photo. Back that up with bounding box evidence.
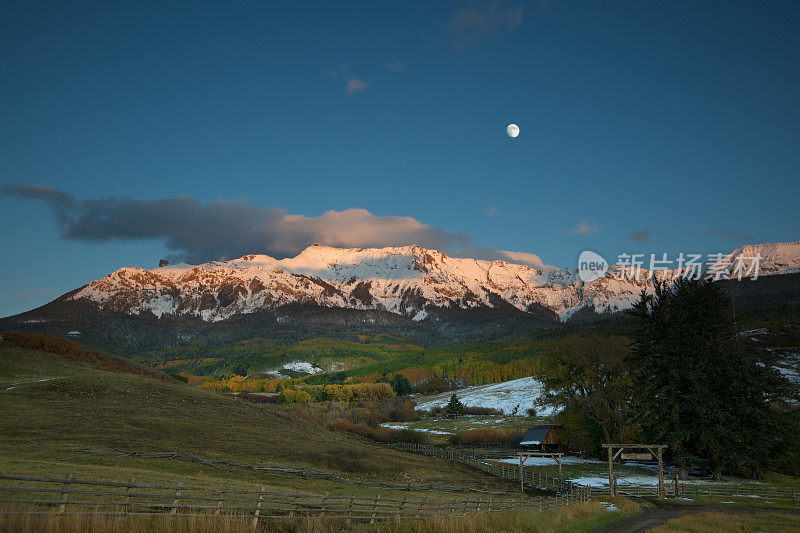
[594,500,800,533]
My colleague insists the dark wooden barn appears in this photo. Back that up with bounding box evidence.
[519,424,565,452]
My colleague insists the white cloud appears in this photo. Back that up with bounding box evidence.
[385,60,405,72]
[345,77,368,95]
[495,250,556,271]
[485,205,500,218]
[566,220,600,235]
[449,0,524,48]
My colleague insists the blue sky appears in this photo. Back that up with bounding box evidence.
[1,1,799,317]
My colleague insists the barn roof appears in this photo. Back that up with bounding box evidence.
[520,425,560,446]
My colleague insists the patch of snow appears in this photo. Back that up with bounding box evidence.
[569,474,663,487]
[600,502,618,512]
[739,328,768,337]
[380,424,454,435]
[415,377,554,416]
[66,331,81,336]
[776,366,799,383]
[282,361,323,374]
[4,377,64,391]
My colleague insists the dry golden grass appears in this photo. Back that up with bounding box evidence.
[0,346,514,500]
[0,500,638,533]
[649,511,800,532]
[353,501,637,533]
[0,513,258,533]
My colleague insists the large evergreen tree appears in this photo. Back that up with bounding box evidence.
[389,373,413,396]
[628,278,793,479]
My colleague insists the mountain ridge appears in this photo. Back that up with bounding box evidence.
[50,241,800,323]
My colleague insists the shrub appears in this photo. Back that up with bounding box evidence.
[380,397,419,422]
[303,446,371,472]
[278,389,313,403]
[326,418,429,444]
[463,406,503,416]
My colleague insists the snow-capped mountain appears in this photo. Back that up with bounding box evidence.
[721,242,800,276]
[65,241,800,323]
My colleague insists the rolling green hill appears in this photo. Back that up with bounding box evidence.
[0,344,513,499]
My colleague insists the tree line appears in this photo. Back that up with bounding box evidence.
[539,278,800,479]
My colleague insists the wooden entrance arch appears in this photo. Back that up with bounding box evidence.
[602,444,668,498]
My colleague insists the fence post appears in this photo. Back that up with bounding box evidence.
[369,495,380,524]
[57,473,73,514]
[121,477,135,515]
[397,495,407,520]
[416,497,425,519]
[215,485,227,516]
[289,490,299,517]
[251,486,264,528]
[347,493,355,523]
[462,498,469,517]
[320,491,329,517]
[170,481,183,515]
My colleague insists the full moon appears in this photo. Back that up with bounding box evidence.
[507,123,520,138]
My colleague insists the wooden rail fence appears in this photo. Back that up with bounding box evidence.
[0,473,578,522]
[589,480,800,504]
[392,444,800,506]
[391,443,591,503]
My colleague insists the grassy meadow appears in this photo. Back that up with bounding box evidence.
[650,510,800,532]
[0,499,644,533]
[0,346,514,501]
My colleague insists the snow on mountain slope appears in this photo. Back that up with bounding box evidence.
[721,241,800,276]
[68,242,800,323]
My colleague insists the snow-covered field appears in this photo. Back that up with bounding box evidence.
[282,361,322,374]
[570,474,661,487]
[264,360,323,379]
[414,377,555,416]
[380,424,454,435]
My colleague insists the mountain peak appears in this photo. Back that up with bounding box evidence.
[56,241,800,324]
